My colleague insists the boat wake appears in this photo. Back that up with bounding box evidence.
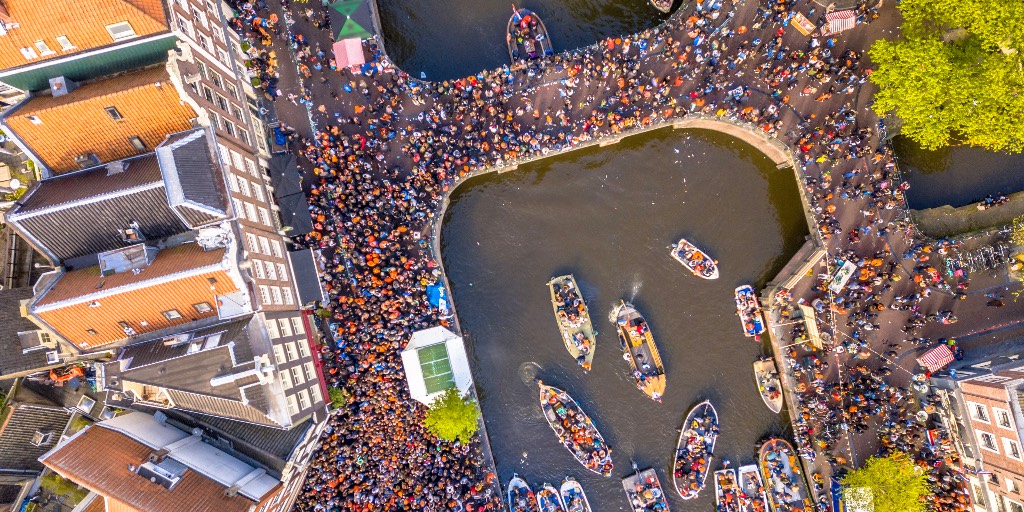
[517,361,542,385]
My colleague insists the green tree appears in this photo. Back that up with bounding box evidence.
[328,387,350,409]
[841,452,931,512]
[423,388,479,443]
[868,0,1024,152]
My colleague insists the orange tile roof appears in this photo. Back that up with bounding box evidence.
[41,426,256,512]
[0,0,168,72]
[6,66,196,174]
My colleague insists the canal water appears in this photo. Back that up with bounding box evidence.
[440,128,807,511]
[893,137,1024,210]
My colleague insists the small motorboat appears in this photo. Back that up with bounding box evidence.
[715,469,741,512]
[671,238,719,279]
[673,400,719,500]
[758,438,812,512]
[753,359,783,414]
[622,464,671,512]
[649,0,672,13]
[537,483,566,512]
[560,478,592,512]
[734,285,765,338]
[613,300,666,401]
[507,6,553,63]
[508,474,537,512]
[538,381,614,476]
[548,274,597,370]
[737,464,769,512]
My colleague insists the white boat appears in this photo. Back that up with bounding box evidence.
[737,464,769,512]
[559,478,592,512]
[622,465,671,512]
[671,238,719,279]
[753,359,783,414]
[507,474,537,512]
[673,400,719,499]
[548,274,597,370]
[735,285,765,338]
[536,483,565,512]
[759,439,812,512]
[650,0,672,13]
[715,469,740,512]
[538,381,614,476]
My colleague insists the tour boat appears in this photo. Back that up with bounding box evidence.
[537,483,566,512]
[670,238,719,279]
[538,381,614,476]
[753,359,783,414]
[715,469,741,512]
[758,438,812,512]
[734,285,765,338]
[622,465,671,512]
[507,7,553,63]
[613,300,666,401]
[673,400,719,500]
[507,474,537,512]
[649,0,672,13]
[737,464,769,512]
[560,478,592,512]
[548,274,597,371]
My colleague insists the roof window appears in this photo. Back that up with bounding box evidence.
[33,40,54,56]
[55,36,74,51]
[105,22,136,41]
[104,106,123,121]
[30,430,54,447]
[18,47,36,59]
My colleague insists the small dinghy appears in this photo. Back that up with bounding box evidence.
[538,381,614,476]
[613,300,666,401]
[537,483,566,512]
[753,359,783,414]
[560,478,592,512]
[715,469,741,512]
[734,285,765,338]
[548,274,597,370]
[622,464,671,512]
[507,6,553,63]
[671,238,719,279]
[759,438,812,512]
[508,474,537,512]
[650,0,672,13]
[737,464,769,512]
[673,400,719,500]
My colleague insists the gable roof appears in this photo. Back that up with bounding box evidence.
[0,287,54,379]
[156,128,231,227]
[0,399,71,473]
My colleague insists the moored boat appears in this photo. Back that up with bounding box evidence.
[560,478,592,512]
[737,464,769,512]
[538,381,614,476]
[670,238,719,279]
[613,300,666,401]
[649,0,672,13]
[507,7,553,63]
[673,400,719,500]
[753,359,783,414]
[715,469,741,512]
[508,475,537,512]
[537,483,566,512]
[622,465,670,512]
[735,285,765,338]
[548,275,597,370]
[758,438,812,512]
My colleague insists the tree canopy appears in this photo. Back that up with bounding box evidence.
[868,0,1024,152]
[423,388,479,443]
[841,452,932,512]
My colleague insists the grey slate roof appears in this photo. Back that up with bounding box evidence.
[288,248,326,305]
[0,288,55,379]
[0,395,71,473]
[156,129,230,227]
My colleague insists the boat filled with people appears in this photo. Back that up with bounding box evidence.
[734,285,765,338]
[758,438,812,512]
[560,478,592,512]
[673,400,719,499]
[613,300,666,401]
[753,359,783,414]
[622,465,671,511]
[715,468,741,512]
[538,381,614,476]
[649,0,672,13]
[537,483,566,512]
[548,274,597,370]
[507,6,553,63]
[670,238,719,279]
[737,464,769,512]
[508,474,537,512]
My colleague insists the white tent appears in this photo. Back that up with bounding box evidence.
[401,326,473,405]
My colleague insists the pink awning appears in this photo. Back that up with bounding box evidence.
[824,10,856,36]
[917,344,954,372]
[333,38,365,68]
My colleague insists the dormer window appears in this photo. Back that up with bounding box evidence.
[105,22,136,41]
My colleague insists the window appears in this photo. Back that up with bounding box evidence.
[86,329,97,335]
[291,366,304,385]
[252,259,265,279]
[297,335,310,356]
[980,432,999,453]
[232,105,244,121]
[216,94,228,111]
[210,112,220,129]
[273,345,286,365]
[223,121,235,137]
[266,318,279,338]
[265,261,278,280]
[286,394,298,415]
[974,484,987,507]
[162,309,182,321]
[129,136,146,151]
[176,14,194,39]
[303,362,315,381]
[1006,438,1023,461]
[997,408,1014,430]
[193,302,213,313]
[228,174,240,193]
[258,207,271,226]
[279,367,292,389]
[55,36,75,51]
[106,22,137,41]
[104,106,123,121]
[218,48,230,65]
[244,159,258,177]
[34,40,54,56]
[198,34,211,52]
[231,151,244,170]
[277,263,289,282]
[191,6,208,28]
[279,319,293,338]
[310,385,323,405]
[245,233,259,254]
[244,202,257,222]
[258,285,271,305]
[196,61,207,79]
[298,389,311,410]
[30,430,54,447]
[211,72,223,89]
[239,128,250,146]
[231,197,244,219]
[1011,478,1021,494]
[271,240,283,258]
[285,342,298,360]
[1012,501,1024,512]
[19,47,37,59]
[202,85,214,102]
[271,286,283,305]
[971,403,991,423]
[227,84,239,100]
[237,178,251,197]
[282,288,294,305]
[251,182,264,202]
[258,236,271,255]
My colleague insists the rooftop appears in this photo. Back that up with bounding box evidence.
[0,287,56,379]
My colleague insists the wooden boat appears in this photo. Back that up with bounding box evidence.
[753,359,783,414]
[507,7,553,63]
[613,300,666,401]
[670,238,719,279]
[650,0,672,13]
[622,465,671,512]
[673,400,719,500]
[538,381,614,476]
[548,275,597,371]
[507,474,537,512]
[758,438,812,512]
[560,478,592,512]
[734,285,765,338]
[715,469,741,512]
[737,464,769,512]
[537,483,565,512]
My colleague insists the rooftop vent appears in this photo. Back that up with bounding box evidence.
[48,76,77,97]
[74,153,99,168]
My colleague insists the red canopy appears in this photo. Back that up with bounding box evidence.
[823,10,856,36]
[333,38,365,68]
[917,344,954,372]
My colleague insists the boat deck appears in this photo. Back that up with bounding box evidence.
[616,304,666,399]
[622,468,670,512]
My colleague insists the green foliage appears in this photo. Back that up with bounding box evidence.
[315,308,333,318]
[39,473,89,504]
[328,386,349,409]
[869,0,1024,152]
[841,452,931,512]
[423,388,479,443]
